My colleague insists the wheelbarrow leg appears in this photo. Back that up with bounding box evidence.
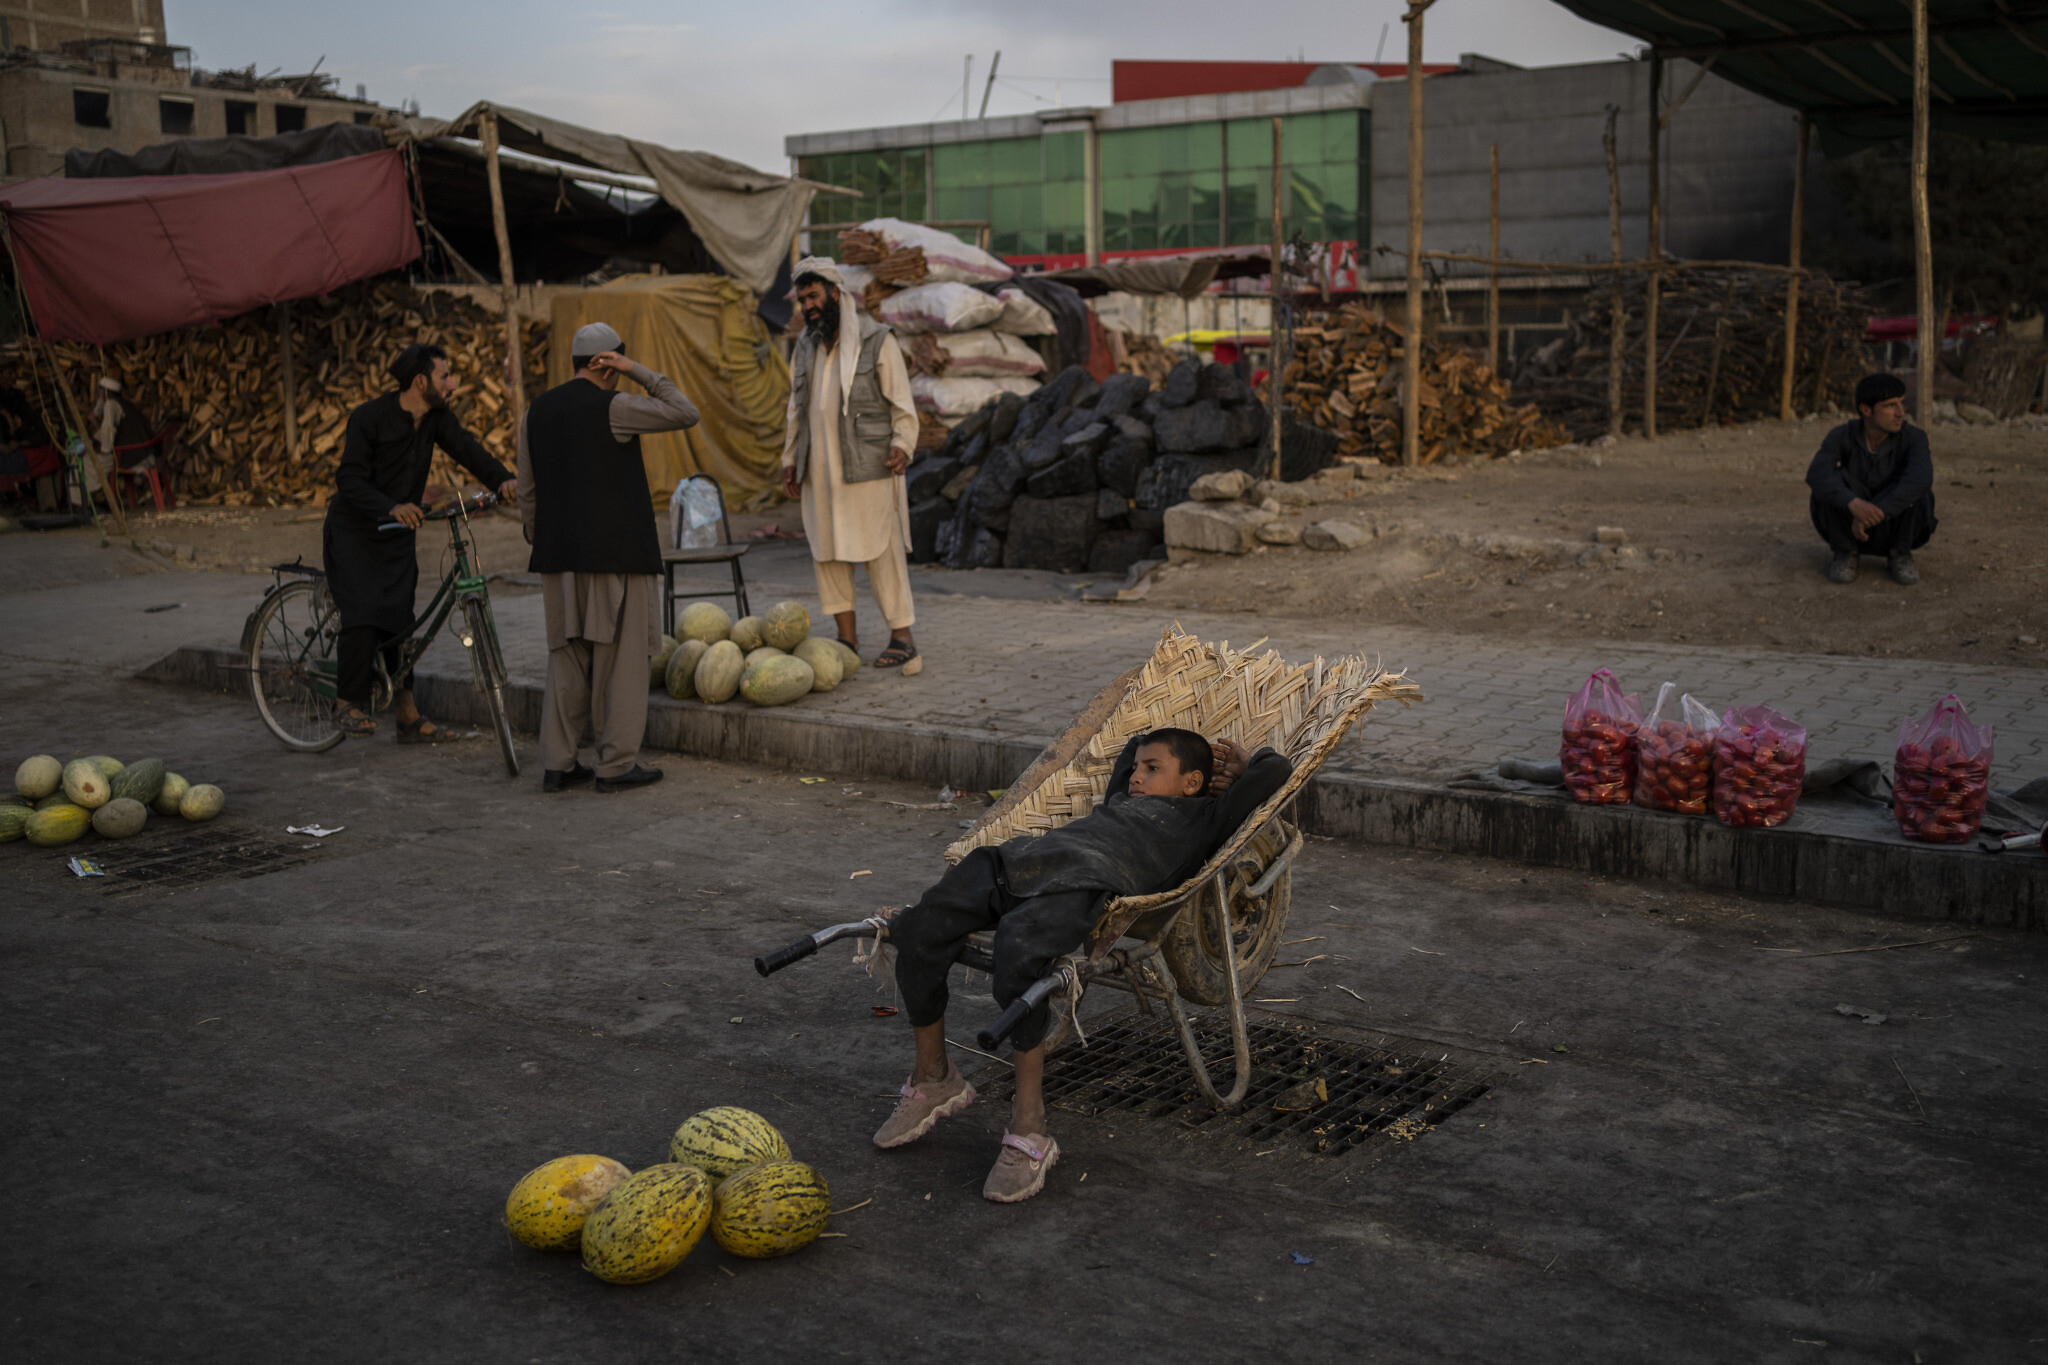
[1151,878,1253,1111]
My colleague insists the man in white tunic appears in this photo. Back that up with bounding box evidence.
[780,257,923,671]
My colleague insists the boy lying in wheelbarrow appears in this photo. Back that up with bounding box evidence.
[880,728,1291,1203]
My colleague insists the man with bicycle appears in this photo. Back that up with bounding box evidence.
[323,342,518,740]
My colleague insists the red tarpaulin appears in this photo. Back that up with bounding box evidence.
[0,149,419,345]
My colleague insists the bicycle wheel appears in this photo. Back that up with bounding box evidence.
[462,597,519,777]
[247,579,345,752]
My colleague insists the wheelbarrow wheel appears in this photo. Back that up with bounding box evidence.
[1157,822,1293,1008]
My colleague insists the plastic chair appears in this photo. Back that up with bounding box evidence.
[110,424,179,513]
[661,473,751,634]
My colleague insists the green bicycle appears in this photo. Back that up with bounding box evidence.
[242,491,520,775]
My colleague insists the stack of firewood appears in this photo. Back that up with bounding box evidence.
[837,229,886,264]
[10,280,547,507]
[1512,268,1872,439]
[1285,302,1566,463]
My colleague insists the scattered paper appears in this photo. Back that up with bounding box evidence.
[286,825,344,838]
[1835,1003,1888,1026]
[938,784,959,803]
[68,857,106,878]
[1290,1252,1315,1266]
[850,870,872,879]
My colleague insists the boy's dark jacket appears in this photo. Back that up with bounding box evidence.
[994,736,1293,898]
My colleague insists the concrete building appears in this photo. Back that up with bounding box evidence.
[0,0,166,50]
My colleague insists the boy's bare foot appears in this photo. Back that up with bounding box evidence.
[873,1059,976,1149]
[983,1132,1059,1203]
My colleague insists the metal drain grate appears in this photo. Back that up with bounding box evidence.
[92,824,331,896]
[977,1005,1503,1184]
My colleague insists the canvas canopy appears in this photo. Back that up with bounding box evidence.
[547,274,790,506]
[0,149,418,344]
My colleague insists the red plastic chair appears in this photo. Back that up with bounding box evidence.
[110,424,179,513]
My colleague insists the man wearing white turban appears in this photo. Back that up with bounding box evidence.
[781,257,923,672]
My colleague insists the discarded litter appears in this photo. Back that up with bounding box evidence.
[871,1006,899,1017]
[1835,1003,1888,1026]
[728,1016,744,1025]
[850,870,873,879]
[799,777,827,785]
[1290,1252,1315,1266]
[285,824,344,838]
[938,784,959,803]
[143,602,183,613]
[1271,1078,1328,1113]
[1551,1044,1569,1053]
[67,857,106,878]
[987,789,1006,800]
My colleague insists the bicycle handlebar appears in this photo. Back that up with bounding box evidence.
[377,490,500,533]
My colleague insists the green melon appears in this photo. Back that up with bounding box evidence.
[649,634,678,689]
[152,773,190,817]
[664,638,708,700]
[92,797,148,839]
[677,601,732,645]
[61,759,111,809]
[110,757,166,805]
[762,601,811,652]
[0,792,29,809]
[34,792,71,811]
[79,755,125,779]
[827,639,861,677]
[741,654,815,707]
[728,615,766,653]
[0,804,30,843]
[15,754,61,799]
[26,804,90,846]
[179,784,225,822]
[792,638,844,693]
[743,645,786,668]
[694,640,745,703]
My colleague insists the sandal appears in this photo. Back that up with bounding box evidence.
[874,638,919,669]
[338,707,377,737]
[396,716,468,745]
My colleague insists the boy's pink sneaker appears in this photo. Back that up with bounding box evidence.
[873,1061,976,1149]
[982,1132,1059,1203]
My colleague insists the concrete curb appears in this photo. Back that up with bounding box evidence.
[143,644,2044,931]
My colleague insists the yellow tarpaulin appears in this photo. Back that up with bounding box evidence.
[546,274,789,508]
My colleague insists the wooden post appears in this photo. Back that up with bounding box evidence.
[1270,116,1285,481]
[1779,112,1809,421]
[1401,1,1430,467]
[1645,53,1660,439]
[278,300,298,466]
[1487,143,1500,374]
[1603,104,1625,439]
[1911,0,1935,425]
[479,111,527,438]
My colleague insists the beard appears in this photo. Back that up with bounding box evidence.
[803,296,840,345]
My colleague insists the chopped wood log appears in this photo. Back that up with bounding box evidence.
[837,228,886,264]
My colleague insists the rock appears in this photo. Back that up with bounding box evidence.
[1649,547,1676,563]
[987,391,1026,443]
[1154,400,1236,453]
[1112,413,1152,442]
[1095,488,1130,524]
[1128,505,1165,536]
[966,527,1004,568]
[1087,527,1158,576]
[1024,449,1098,499]
[1019,423,1067,471]
[1138,394,1164,423]
[1136,453,1261,511]
[1003,494,1098,572]
[1249,479,1321,507]
[1163,501,1276,554]
[176,544,196,561]
[1097,433,1156,497]
[1158,359,1201,409]
[1958,402,2000,425]
[959,442,1029,523]
[1199,362,1251,406]
[1302,520,1370,551]
[981,501,1012,534]
[905,456,957,503]
[941,462,980,500]
[1011,400,1052,443]
[1060,422,1111,460]
[934,516,966,566]
[1035,365,1097,414]
[1189,469,1254,501]
[1255,521,1302,546]
[1595,526,1627,545]
[1093,373,1152,421]
[908,497,949,563]
[1312,463,1358,483]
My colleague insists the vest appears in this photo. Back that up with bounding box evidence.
[523,378,661,576]
[788,313,897,486]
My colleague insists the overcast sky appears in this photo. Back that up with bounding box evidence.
[168,1,1636,171]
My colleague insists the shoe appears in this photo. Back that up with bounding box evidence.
[1826,552,1858,584]
[396,716,468,744]
[1888,551,1920,585]
[542,764,594,793]
[594,765,664,792]
[873,1061,976,1149]
[982,1131,1059,1203]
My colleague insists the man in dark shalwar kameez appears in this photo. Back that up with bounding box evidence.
[322,343,518,740]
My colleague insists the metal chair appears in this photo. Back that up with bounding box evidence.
[661,473,751,634]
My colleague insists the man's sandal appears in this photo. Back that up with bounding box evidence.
[874,638,922,676]
[396,717,467,745]
[338,707,377,737]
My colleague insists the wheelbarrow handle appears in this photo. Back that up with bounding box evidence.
[977,972,1065,1052]
[755,937,818,976]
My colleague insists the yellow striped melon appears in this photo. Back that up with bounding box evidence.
[579,1163,713,1285]
[649,635,678,689]
[0,804,30,843]
[792,638,843,692]
[711,1160,830,1259]
[92,798,148,839]
[762,600,811,651]
[26,804,90,846]
[180,784,225,822]
[61,760,110,809]
[678,601,732,645]
[15,755,61,799]
[741,654,814,708]
[152,772,190,817]
[728,615,766,652]
[79,755,124,779]
[668,1106,791,1179]
[664,638,708,700]
[110,757,166,805]
[694,640,745,704]
[827,639,861,676]
[504,1154,632,1251]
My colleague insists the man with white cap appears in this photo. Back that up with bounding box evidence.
[781,258,923,671]
[518,323,700,792]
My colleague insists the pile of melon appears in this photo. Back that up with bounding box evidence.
[648,600,858,709]
[504,1105,832,1286]
[2,754,225,848]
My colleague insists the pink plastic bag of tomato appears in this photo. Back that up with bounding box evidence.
[1711,705,1808,828]
[1893,694,1994,844]
[1633,684,1719,815]
[1561,668,1642,804]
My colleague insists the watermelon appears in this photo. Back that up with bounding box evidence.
[694,640,745,704]
[504,1154,631,1252]
[92,798,148,839]
[678,601,732,645]
[728,615,766,652]
[792,638,843,693]
[26,804,90,846]
[664,638,708,700]
[762,601,811,651]
[580,1164,713,1285]
[152,773,190,817]
[180,784,225,822]
[79,755,124,779]
[711,1161,830,1259]
[669,1107,792,1179]
[649,635,678,689]
[15,755,61,799]
[61,760,111,809]
[741,654,815,707]
[0,804,30,843]
[110,757,166,806]
[827,639,861,677]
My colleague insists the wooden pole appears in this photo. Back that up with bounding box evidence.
[1911,0,1935,425]
[479,111,527,439]
[1083,120,1101,267]
[1269,116,1284,481]
[1603,104,1625,439]
[1645,53,1660,439]
[1779,112,1809,421]
[1487,142,1500,374]
[1401,2,1430,467]
[278,300,298,467]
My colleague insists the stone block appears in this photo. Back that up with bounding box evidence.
[905,455,957,503]
[1093,372,1153,421]
[1255,521,1302,546]
[1158,359,1201,409]
[1189,469,1254,501]
[1095,488,1131,524]
[1595,525,1627,545]
[1302,520,1370,551]
[1163,500,1276,554]
[908,497,949,562]
[1024,449,1098,499]
[1249,478,1321,507]
[1199,362,1251,406]
[1087,527,1158,576]
[1135,453,1259,511]
[1003,493,1098,572]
